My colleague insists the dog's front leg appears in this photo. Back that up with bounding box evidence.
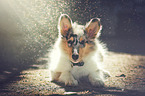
[58,71,78,86]
[88,69,105,87]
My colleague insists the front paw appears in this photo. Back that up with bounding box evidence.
[64,78,78,86]
[58,72,78,86]
[90,78,104,87]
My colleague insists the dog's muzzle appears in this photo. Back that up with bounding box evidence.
[71,61,84,66]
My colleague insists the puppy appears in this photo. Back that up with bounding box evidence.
[49,14,110,87]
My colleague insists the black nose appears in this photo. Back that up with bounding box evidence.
[72,54,79,60]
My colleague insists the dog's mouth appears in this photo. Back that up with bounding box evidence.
[70,61,84,66]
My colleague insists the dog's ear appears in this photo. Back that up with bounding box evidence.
[58,14,72,37]
[85,18,102,39]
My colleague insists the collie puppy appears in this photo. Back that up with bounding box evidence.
[49,14,110,87]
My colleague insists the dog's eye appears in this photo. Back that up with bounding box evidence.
[68,40,73,47]
[79,40,85,45]
[79,40,85,48]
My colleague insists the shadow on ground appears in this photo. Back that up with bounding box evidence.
[52,80,145,96]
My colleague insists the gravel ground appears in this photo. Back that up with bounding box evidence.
[0,52,145,96]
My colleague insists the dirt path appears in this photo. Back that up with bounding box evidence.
[0,52,145,96]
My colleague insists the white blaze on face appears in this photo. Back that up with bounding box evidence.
[73,48,78,55]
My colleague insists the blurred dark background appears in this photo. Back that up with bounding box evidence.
[0,0,145,83]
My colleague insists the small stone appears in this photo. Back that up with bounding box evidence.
[116,74,126,77]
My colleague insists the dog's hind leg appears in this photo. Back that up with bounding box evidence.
[101,70,111,80]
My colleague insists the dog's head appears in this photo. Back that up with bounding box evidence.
[58,14,102,64]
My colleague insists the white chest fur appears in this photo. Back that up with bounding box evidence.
[71,66,89,80]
